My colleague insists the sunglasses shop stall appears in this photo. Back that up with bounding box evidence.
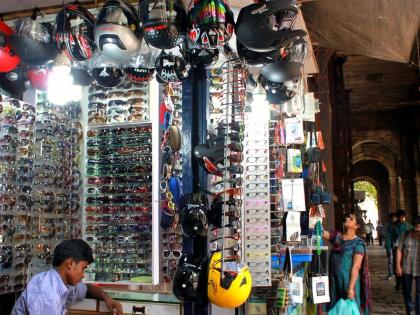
[0,0,332,314]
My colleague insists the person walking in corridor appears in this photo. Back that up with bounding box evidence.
[385,212,398,279]
[323,213,371,314]
[377,221,383,246]
[395,216,420,315]
[394,209,413,291]
[365,220,375,246]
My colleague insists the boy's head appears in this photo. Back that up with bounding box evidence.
[53,239,93,286]
[389,212,398,222]
[397,209,406,222]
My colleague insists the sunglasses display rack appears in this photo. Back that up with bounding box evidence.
[207,63,246,267]
[0,99,36,294]
[243,118,272,287]
[87,81,150,126]
[159,83,184,283]
[30,96,83,276]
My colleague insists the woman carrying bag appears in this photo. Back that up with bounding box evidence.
[322,213,371,315]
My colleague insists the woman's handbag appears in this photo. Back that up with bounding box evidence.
[328,299,360,315]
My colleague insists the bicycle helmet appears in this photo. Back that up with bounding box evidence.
[188,48,219,68]
[180,203,208,238]
[207,252,252,308]
[139,0,187,49]
[55,2,96,62]
[236,0,303,52]
[173,254,206,302]
[95,0,141,60]
[10,9,58,65]
[188,0,235,49]
[155,50,190,83]
[0,66,29,98]
[0,20,20,73]
[28,67,51,90]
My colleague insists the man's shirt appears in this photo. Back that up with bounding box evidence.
[11,268,87,315]
[396,232,420,277]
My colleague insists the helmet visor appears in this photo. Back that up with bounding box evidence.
[142,0,181,24]
[15,19,51,44]
[98,7,129,26]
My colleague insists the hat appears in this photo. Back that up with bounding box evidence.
[396,209,406,217]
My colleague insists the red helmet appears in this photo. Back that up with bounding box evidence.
[27,67,51,90]
[0,20,20,73]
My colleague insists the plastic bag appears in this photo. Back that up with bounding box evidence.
[328,299,360,315]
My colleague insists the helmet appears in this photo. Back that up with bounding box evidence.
[259,61,302,104]
[0,20,20,73]
[180,203,208,238]
[95,0,141,60]
[10,13,58,65]
[71,62,93,86]
[125,67,155,83]
[188,0,235,49]
[207,252,252,308]
[27,67,51,90]
[237,33,307,66]
[0,66,29,98]
[92,67,124,88]
[236,0,303,52]
[55,2,96,62]
[139,0,187,49]
[188,48,219,68]
[173,254,206,302]
[155,51,190,83]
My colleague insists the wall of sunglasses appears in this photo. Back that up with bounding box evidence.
[159,83,184,284]
[207,63,246,268]
[87,82,150,126]
[243,118,272,287]
[0,99,35,295]
[30,94,84,277]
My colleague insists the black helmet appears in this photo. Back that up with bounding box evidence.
[188,0,235,49]
[173,254,205,302]
[180,204,208,238]
[0,66,29,98]
[55,2,96,62]
[95,0,141,60]
[236,0,303,52]
[125,67,155,83]
[92,67,124,88]
[237,33,307,66]
[155,50,190,83]
[10,10,58,65]
[259,61,302,104]
[71,62,93,86]
[139,0,187,49]
[187,48,219,68]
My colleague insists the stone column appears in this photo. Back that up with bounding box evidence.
[388,176,397,212]
[416,175,420,215]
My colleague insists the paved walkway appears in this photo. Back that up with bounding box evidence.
[368,244,406,314]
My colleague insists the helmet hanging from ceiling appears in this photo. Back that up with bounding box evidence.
[207,252,252,308]
[172,254,206,302]
[10,8,58,65]
[187,47,219,68]
[90,52,124,88]
[0,20,20,73]
[124,48,158,83]
[236,0,304,53]
[27,67,51,90]
[155,50,190,83]
[55,1,96,62]
[95,0,141,60]
[139,0,187,49]
[188,0,235,49]
[0,66,30,98]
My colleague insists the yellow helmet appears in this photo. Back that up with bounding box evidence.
[207,252,252,308]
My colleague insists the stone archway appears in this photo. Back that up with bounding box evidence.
[353,160,390,224]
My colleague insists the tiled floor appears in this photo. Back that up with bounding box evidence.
[368,244,406,314]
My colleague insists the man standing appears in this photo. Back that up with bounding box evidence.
[385,212,398,279]
[377,221,384,246]
[365,220,375,246]
[394,209,414,292]
[395,216,420,315]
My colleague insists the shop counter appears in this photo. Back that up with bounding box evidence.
[68,290,182,315]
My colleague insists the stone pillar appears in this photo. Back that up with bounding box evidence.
[388,176,398,212]
[416,175,420,215]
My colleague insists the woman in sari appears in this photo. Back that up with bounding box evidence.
[322,213,371,314]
